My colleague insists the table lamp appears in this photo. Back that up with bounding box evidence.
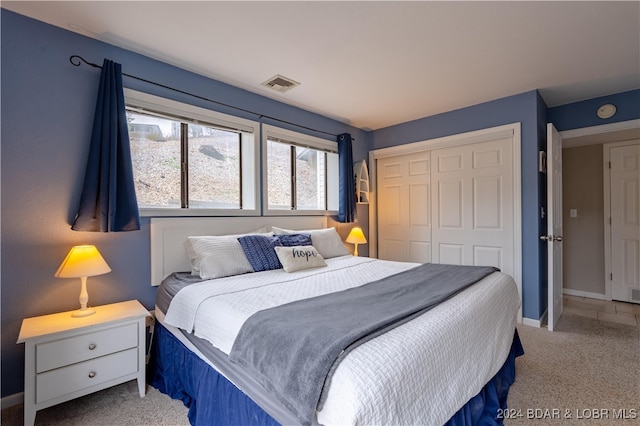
[346,227,367,256]
[55,245,111,317]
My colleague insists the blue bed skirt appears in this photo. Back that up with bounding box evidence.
[149,323,524,425]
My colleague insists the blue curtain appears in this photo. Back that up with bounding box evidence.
[72,59,140,232]
[337,133,356,223]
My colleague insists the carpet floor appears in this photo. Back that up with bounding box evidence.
[507,312,639,425]
[2,311,638,425]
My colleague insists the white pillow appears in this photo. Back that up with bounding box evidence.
[272,227,350,259]
[185,228,268,278]
[274,245,327,273]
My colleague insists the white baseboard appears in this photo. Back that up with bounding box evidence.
[563,288,607,301]
[521,307,548,328]
[522,317,542,328]
[2,392,23,410]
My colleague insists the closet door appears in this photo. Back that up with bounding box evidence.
[431,136,514,276]
[376,151,431,262]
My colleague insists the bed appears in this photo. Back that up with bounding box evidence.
[148,217,523,426]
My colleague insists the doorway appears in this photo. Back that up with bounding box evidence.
[560,119,640,303]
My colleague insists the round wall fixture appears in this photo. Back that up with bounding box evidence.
[597,104,616,119]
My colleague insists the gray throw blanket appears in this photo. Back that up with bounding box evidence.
[229,263,498,424]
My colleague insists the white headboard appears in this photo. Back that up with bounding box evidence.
[149,216,328,286]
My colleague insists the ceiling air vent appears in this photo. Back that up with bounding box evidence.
[261,74,300,93]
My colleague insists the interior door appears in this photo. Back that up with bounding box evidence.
[376,151,431,263]
[545,123,563,331]
[610,143,640,303]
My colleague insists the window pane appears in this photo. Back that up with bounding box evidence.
[128,111,181,208]
[267,140,291,210]
[296,147,325,210]
[326,152,339,211]
[188,125,240,208]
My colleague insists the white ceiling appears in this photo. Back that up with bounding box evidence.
[4,1,640,130]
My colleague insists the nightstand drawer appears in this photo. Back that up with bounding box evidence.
[36,322,138,373]
[36,347,138,403]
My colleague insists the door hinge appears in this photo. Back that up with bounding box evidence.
[609,217,612,225]
[609,161,612,169]
[610,273,613,280]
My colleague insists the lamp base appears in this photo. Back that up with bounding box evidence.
[71,308,96,318]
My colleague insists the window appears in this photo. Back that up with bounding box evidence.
[124,89,259,216]
[263,125,339,214]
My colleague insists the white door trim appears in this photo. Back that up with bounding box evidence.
[603,139,640,301]
[561,119,640,141]
[369,123,522,322]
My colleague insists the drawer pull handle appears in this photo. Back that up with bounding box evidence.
[88,371,96,379]
[88,343,97,350]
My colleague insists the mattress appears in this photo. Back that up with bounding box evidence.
[158,255,520,425]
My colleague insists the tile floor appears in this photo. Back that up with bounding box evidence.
[563,294,640,327]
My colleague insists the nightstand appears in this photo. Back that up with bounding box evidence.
[17,300,150,426]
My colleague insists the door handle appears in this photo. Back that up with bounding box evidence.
[553,236,563,242]
[540,235,563,242]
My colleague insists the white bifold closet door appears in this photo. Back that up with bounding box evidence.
[431,136,514,276]
[377,151,431,263]
[377,135,514,278]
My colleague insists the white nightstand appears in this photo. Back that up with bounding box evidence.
[17,300,150,426]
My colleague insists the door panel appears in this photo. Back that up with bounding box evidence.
[384,185,402,225]
[440,244,464,265]
[546,123,563,331]
[611,144,640,303]
[410,241,431,263]
[473,176,502,229]
[431,137,514,276]
[382,239,404,262]
[409,183,430,227]
[439,180,463,229]
[377,151,431,263]
[474,246,503,271]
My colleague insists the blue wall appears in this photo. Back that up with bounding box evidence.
[0,10,367,398]
[548,89,640,131]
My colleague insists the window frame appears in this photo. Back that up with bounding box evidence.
[124,89,260,217]
[262,124,339,216]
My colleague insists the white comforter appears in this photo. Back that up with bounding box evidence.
[164,255,520,425]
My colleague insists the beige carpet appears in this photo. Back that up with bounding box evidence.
[508,313,639,425]
[2,312,638,425]
[0,380,189,426]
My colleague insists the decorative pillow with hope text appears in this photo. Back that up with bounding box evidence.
[274,245,327,273]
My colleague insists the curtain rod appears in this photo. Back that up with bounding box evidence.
[69,55,345,139]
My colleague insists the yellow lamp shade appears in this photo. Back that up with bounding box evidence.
[346,227,367,256]
[346,227,367,245]
[55,245,111,278]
